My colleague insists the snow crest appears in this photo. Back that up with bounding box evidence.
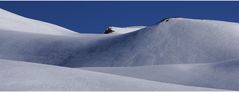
[0,8,79,36]
[66,18,239,67]
[104,26,146,34]
[0,8,239,91]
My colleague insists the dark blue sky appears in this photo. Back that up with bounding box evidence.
[0,2,238,33]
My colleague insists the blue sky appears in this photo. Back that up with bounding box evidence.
[0,1,238,33]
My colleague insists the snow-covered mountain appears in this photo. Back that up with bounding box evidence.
[65,18,239,67]
[104,26,146,34]
[0,8,239,91]
[0,8,79,36]
[2,17,239,67]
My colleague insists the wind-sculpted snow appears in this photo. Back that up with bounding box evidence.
[84,59,239,90]
[0,30,114,65]
[0,59,219,91]
[65,18,239,67]
[0,8,239,90]
[1,17,239,67]
[0,8,79,36]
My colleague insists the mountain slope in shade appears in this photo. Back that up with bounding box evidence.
[1,16,239,67]
[0,29,115,65]
[65,18,239,67]
[0,8,239,91]
[0,8,79,36]
[0,59,220,91]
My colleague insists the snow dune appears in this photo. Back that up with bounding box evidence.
[0,59,218,91]
[0,8,79,36]
[0,8,239,90]
[65,18,239,67]
[0,29,115,65]
[1,11,239,67]
[84,59,239,90]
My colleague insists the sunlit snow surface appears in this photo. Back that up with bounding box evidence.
[0,9,79,36]
[0,59,220,91]
[0,8,238,90]
[107,26,146,34]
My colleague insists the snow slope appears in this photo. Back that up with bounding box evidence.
[0,8,79,36]
[0,29,117,65]
[0,59,218,91]
[84,59,239,90]
[65,18,239,67]
[0,28,122,65]
[1,15,239,67]
[0,8,239,90]
[105,26,146,34]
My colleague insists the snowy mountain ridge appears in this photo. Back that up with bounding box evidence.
[65,18,239,67]
[104,26,146,34]
[0,8,239,91]
[0,8,79,36]
[1,14,239,67]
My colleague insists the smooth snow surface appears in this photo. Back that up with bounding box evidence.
[0,8,239,90]
[1,16,239,67]
[84,59,239,90]
[0,8,79,36]
[107,26,146,34]
[65,18,239,67]
[0,59,218,91]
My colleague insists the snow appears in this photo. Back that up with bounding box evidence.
[83,59,239,90]
[0,59,218,91]
[1,15,239,67]
[0,29,115,65]
[65,18,239,67]
[0,8,79,36]
[106,26,146,34]
[0,8,239,90]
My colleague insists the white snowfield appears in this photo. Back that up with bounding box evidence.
[65,18,239,67]
[106,26,146,34]
[2,17,239,67]
[0,8,238,90]
[84,59,239,90]
[0,8,79,36]
[0,59,219,91]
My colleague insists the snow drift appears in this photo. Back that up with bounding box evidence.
[84,59,239,90]
[0,8,79,36]
[0,59,218,91]
[1,11,239,67]
[65,18,239,67]
[0,8,239,91]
